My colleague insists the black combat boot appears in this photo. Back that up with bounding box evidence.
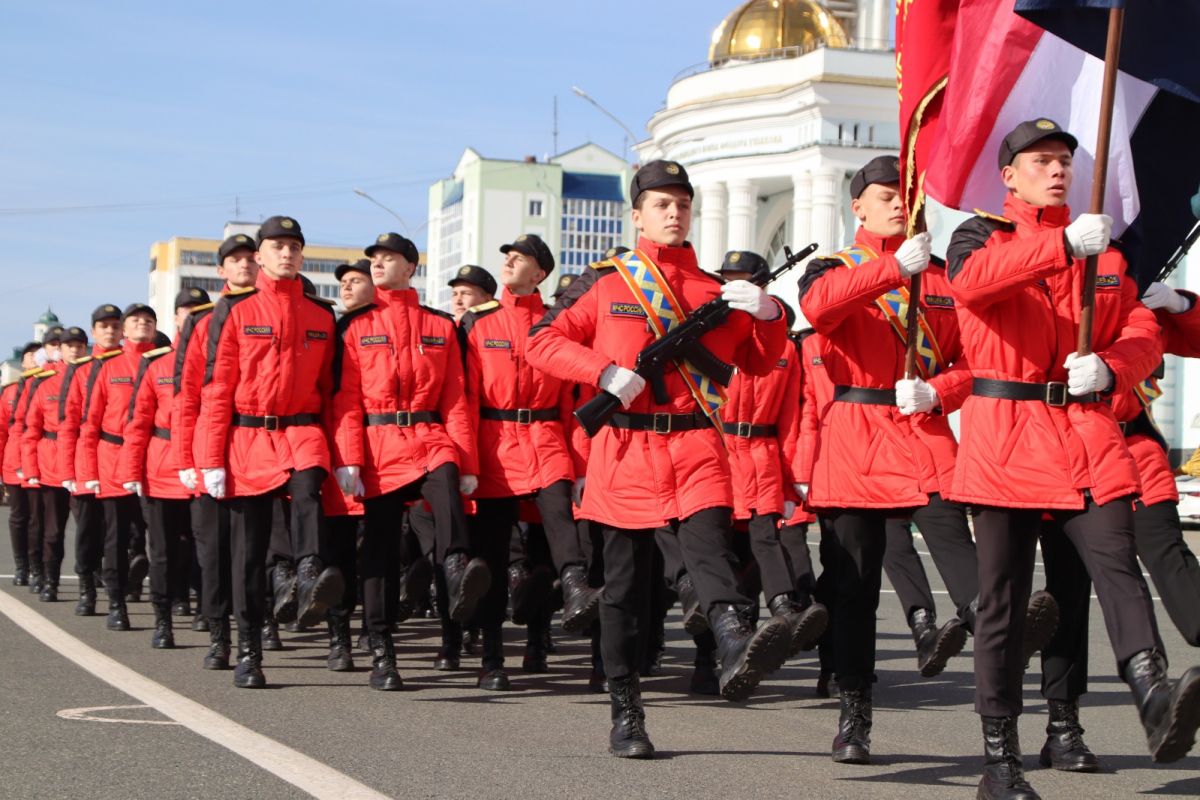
[435,617,462,670]
[960,598,979,635]
[507,560,531,624]
[105,594,130,631]
[477,624,511,691]
[191,612,209,632]
[815,670,835,699]
[608,673,654,759]
[676,573,708,636]
[522,628,549,673]
[559,564,600,635]
[172,599,191,617]
[831,686,873,764]
[204,618,231,670]
[690,636,721,696]
[75,572,97,616]
[767,593,828,657]
[262,602,284,652]
[395,556,432,624]
[12,557,28,587]
[710,604,791,701]
[38,560,60,602]
[295,555,343,628]
[1039,699,1099,772]
[271,560,298,624]
[461,625,479,656]
[233,630,266,689]
[909,607,967,678]
[1021,590,1059,667]
[978,716,1041,799]
[444,552,491,623]
[1123,649,1200,763]
[327,615,355,672]
[28,560,44,595]
[368,632,402,691]
[151,603,175,649]
[126,553,149,602]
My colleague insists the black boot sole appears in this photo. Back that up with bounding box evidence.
[1022,591,1060,666]
[789,603,829,656]
[369,673,403,691]
[719,616,792,702]
[1149,666,1200,763]
[327,655,355,672]
[682,602,709,636]
[297,569,345,628]
[1039,746,1100,772]
[74,602,96,617]
[233,671,266,689]
[560,587,601,635]
[610,743,655,759]
[203,654,231,670]
[449,561,491,623]
[273,579,299,625]
[832,744,870,764]
[191,617,210,632]
[106,617,131,632]
[919,620,968,678]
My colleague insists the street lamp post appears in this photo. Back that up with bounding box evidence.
[352,188,423,234]
[570,86,641,161]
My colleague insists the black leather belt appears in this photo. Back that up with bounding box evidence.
[1118,412,1154,438]
[232,413,321,431]
[722,422,778,438]
[364,411,442,427]
[100,431,124,446]
[42,431,57,441]
[834,385,897,406]
[153,427,170,441]
[480,407,558,424]
[972,378,1099,407]
[607,411,712,434]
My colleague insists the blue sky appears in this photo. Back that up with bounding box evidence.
[0,0,733,352]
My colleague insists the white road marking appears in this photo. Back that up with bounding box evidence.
[58,704,181,725]
[0,590,390,800]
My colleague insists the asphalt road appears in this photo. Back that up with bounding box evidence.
[2,507,1199,799]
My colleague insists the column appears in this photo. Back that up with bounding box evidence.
[810,166,843,254]
[791,171,813,253]
[725,178,758,254]
[697,181,727,272]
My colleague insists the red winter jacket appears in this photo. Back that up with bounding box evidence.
[170,302,214,478]
[116,348,189,499]
[3,368,45,486]
[462,291,577,499]
[79,340,157,497]
[525,236,788,529]
[331,287,475,498]
[798,227,971,509]
[946,196,1161,509]
[0,382,17,483]
[200,273,336,497]
[58,347,119,495]
[22,361,69,486]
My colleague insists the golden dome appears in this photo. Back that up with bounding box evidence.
[709,0,849,65]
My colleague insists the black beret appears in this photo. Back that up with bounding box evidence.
[121,303,157,322]
[718,250,769,282]
[998,118,1079,168]
[365,232,419,264]
[850,155,902,199]
[448,264,498,296]
[630,160,692,206]
[257,215,305,246]
[43,326,65,345]
[500,233,555,274]
[21,341,40,356]
[218,233,257,262]
[61,326,88,345]
[91,303,122,324]
[552,272,578,300]
[174,286,210,310]
[335,259,372,282]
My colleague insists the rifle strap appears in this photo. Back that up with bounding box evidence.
[609,249,728,426]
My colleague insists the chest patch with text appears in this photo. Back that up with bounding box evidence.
[156,377,174,385]
[421,335,446,347]
[243,325,272,337]
[924,294,954,309]
[609,302,647,318]
[109,376,132,384]
[360,335,390,347]
[811,356,823,366]
[1096,275,1121,288]
[484,339,512,350]
[305,330,328,341]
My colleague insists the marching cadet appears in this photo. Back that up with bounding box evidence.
[330,231,489,691]
[715,250,828,656]
[79,303,162,631]
[199,216,344,688]
[58,305,123,615]
[173,235,257,668]
[460,233,600,687]
[448,264,497,323]
[2,343,46,589]
[946,119,1200,799]
[526,160,794,759]
[22,327,90,601]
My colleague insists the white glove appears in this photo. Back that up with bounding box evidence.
[794,482,809,502]
[894,232,932,277]
[122,481,143,497]
[1064,213,1112,258]
[720,280,781,321]
[598,364,647,409]
[27,477,39,486]
[335,466,364,497]
[178,469,197,491]
[62,479,76,493]
[84,480,101,494]
[783,500,797,521]
[572,477,586,506]
[1063,352,1113,396]
[1142,282,1190,314]
[895,377,939,415]
[201,467,226,500]
[459,474,478,496]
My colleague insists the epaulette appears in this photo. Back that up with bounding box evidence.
[589,258,617,271]
[69,355,94,366]
[224,286,256,296]
[21,367,42,378]
[305,293,337,307]
[421,304,454,322]
[96,348,122,360]
[36,369,56,378]
[142,345,172,359]
[468,300,500,314]
[973,208,1015,227]
[190,302,214,314]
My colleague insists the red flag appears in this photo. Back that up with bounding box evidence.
[895,0,959,232]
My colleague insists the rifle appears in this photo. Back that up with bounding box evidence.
[1155,219,1200,284]
[575,242,819,437]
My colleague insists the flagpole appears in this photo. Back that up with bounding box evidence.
[1077,5,1126,356]
[903,218,923,379]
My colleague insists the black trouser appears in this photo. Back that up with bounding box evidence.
[192,494,232,619]
[326,515,361,621]
[747,511,796,602]
[143,497,192,607]
[72,494,103,576]
[1135,499,1200,646]
[24,487,44,568]
[37,486,70,567]
[1038,518,1092,703]
[128,496,146,559]
[823,508,889,691]
[778,521,817,604]
[529,480,588,574]
[6,483,30,567]
[815,516,837,675]
[468,498,516,631]
[884,519,936,620]
[101,495,139,599]
[266,497,293,568]
[909,493,979,624]
[973,498,1162,718]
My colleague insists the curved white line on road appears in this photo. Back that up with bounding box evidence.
[57,704,182,725]
[0,590,390,800]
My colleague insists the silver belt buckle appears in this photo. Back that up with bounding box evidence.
[652,413,671,434]
[395,411,411,427]
[516,408,532,425]
[1044,382,1067,407]
[263,415,279,431]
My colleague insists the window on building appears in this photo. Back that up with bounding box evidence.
[305,258,342,274]
[436,201,464,310]
[529,199,544,217]
[180,250,218,266]
[149,257,157,273]
[181,276,225,293]
[560,197,623,276]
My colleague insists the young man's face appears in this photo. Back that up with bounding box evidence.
[632,187,692,247]
[500,250,545,295]
[218,249,259,288]
[370,250,415,289]
[92,319,120,350]
[1002,140,1073,208]
[123,312,157,343]
[339,272,375,310]
[450,284,491,321]
[20,352,37,370]
[173,307,191,332]
[851,182,905,238]
[60,341,87,361]
[42,342,61,362]
[255,237,304,280]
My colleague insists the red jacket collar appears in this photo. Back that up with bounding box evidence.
[853,226,907,254]
[122,339,156,358]
[255,271,302,296]
[1003,194,1071,231]
[375,286,419,307]
[500,289,544,313]
[636,236,699,274]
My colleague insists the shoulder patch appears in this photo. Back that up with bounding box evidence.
[973,208,1016,229]
[469,300,500,314]
[21,367,41,378]
[36,369,56,378]
[589,258,617,271]
[190,302,215,314]
[225,286,256,296]
[69,355,93,366]
[97,349,122,361]
[420,304,454,322]
[142,346,172,360]
[1096,274,1121,288]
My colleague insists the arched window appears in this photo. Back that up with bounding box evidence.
[764,220,789,267]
